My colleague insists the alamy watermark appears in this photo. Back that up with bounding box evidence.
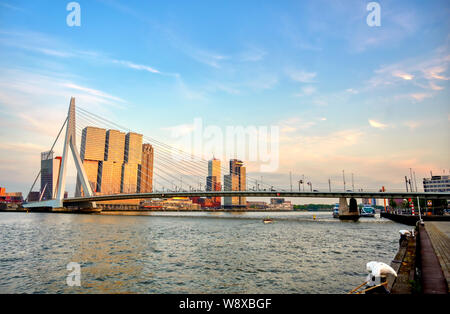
[66,262,81,287]
[66,2,81,27]
[366,2,381,27]
[169,118,279,172]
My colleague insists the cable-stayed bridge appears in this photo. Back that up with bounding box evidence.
[23,98,450,212]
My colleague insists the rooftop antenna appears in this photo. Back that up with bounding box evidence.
[290,171,293,192]
[413,171,418,192]
[405,176,409,192]
[343,170,346,191]
[351,173,354,191]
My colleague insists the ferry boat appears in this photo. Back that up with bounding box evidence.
[332,203,339,218]
[360,205,375,217]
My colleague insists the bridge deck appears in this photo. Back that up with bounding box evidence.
[61,191,450,204]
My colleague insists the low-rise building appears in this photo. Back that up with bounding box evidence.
[423,175,450,192]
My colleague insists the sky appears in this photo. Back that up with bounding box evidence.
[0,0,449,201]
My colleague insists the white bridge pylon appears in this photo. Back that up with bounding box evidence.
[24,97,95,209]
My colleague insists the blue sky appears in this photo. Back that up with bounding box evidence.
[0,0,449,197]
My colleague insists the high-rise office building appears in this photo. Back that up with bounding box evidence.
[99,130,126,194]
[138,143,154,193]
[121,163,139,193]
[76,127,145,197]
[121,132,143,193]
[224,173,240,207]
[206,158,221,205]
[76,127,106,196]
[105,129,125,162]
[125,132,143,164]
[98,161,122,194]
[224,159,246,208]
[40,151,61,200]
[80,127,106,161]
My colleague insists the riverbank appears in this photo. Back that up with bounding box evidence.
[387,221,449,294]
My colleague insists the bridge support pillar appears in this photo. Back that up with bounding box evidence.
[338,197,360,221]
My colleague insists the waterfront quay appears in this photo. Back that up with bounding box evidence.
[387,220,449,294]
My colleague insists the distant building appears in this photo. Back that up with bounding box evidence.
[206,158,221,206]
[121,132,143,193]
[104,129,125,162]
[40,151,61,200]
[27,191,40,202]
[76,127,106,195]
[76,127,146,197]
[99,129,126,194]
[0,188,23,204]
[268,198,293,210]
[247,201,267,210]
[224,159,246,208]
[138,144,154,193]
[224,174,242,208]
[125,132,143,164]
[270,198,285,205]
[98,161,122,194]
[423,175,450,192]
[191,197,218,209]
[143,197,200,210]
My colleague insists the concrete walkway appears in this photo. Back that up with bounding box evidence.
[424,222,450,293]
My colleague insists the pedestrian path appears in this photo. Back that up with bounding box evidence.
[424,222,450,293]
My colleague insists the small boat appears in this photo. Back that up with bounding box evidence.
[332,203,339,218]
[360,205,375,217]
[263,218,274,224]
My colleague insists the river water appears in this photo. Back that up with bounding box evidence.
[0,211,405,294]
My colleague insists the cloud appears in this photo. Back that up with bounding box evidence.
[368,119,388,129]
[61,83,126,103]
[112,59,160,74]
[0,30,166,77]
[403,121,421,130]
[288,70,317,83]
[294,85,316,97]
[410,93,431,102]
[423,66,449,80]
[392,71,414,80]
[0,1,23,11]
[239,47,266,62]
[1,142,47,154]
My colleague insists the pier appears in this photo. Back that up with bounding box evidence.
[387,221,449,294]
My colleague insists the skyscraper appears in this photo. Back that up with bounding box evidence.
[40,151,61,200]
[99,129,125,194]
[138,143,154,193]
[125,132,143,164]
[104,129,125,162]
[206,158,221,205]
[76,126,106,196]
[224,159,246,208]
[76,127,145,197]
[224,173,239,207]
[121,132,143,193]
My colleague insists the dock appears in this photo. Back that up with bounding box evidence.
[419,222,449,293]
[387,221,449,294]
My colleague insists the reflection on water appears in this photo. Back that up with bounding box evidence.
[0,211,404,293]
